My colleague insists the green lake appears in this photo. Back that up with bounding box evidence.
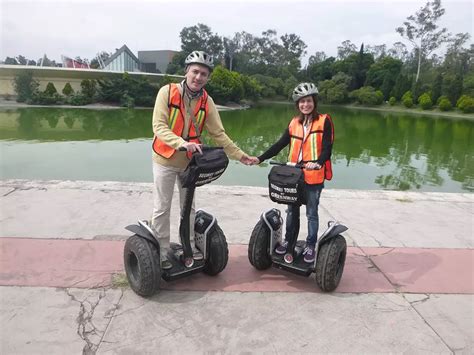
[0,104,473,192]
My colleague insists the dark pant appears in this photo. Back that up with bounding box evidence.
[285,184,323,247]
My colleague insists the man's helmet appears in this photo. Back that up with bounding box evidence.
[292,82,319,102]
[185,51,214,70]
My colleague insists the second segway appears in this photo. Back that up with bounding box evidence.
[248,161,348,292]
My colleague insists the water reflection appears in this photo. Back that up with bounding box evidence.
[0,105,472,192]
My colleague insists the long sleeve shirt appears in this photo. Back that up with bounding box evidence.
[152,82,245,169]
[257,117,333,165]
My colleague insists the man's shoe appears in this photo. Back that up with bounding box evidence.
[275,241,288,255]
[303,245,316,263]
[192,247,204,261]
[160,255,172,270]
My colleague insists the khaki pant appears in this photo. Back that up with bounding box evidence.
[151,161,195,258]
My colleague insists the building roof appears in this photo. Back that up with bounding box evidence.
[103,45,140,67]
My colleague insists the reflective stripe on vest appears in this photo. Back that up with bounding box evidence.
[152,83,209,158]
[288,114,334,184]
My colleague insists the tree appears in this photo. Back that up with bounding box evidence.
[4,57,18,65]
[180,23,223,59]
[365,56,403,99]
[223,34,241,71]
[366,44,387,60]
[90,51,111,69]
[337,40,357,59]
[396,0,451,82]
[388,42,409,61]
[308,51,327,65]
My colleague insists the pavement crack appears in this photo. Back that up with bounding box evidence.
[2,188,18,197]
[402,293,454,354]
[96,288,124,353]
[65,288,108,355]
[406,294,431,305]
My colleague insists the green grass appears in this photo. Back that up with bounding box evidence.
[111,273,129,288]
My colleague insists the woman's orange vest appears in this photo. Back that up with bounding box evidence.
[288,114,334,184]
[152,83,209,158]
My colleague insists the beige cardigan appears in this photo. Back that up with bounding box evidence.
[151,82,245,169]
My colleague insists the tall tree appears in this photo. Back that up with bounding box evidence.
[180,23,223,59]
[396,0,451,82]
[388,42,409,61]
[308,51,327,65]
[337,40,357,59]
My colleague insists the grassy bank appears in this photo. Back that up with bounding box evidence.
[261,99,474,120]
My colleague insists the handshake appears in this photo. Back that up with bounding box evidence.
[240,155,260,166]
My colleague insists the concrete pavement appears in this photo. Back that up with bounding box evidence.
[0,179,473,354]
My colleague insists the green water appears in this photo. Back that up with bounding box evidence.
[0,105,473,192]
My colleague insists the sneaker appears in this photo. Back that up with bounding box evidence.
[161,259,172,270]
[192,247,204,261]
[160,255,172,270]
[303,245,316,263]
[275,241,288,255]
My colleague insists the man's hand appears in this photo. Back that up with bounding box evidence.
[181,142,202,154]
[240,155,260,166]
[305,162,322,170]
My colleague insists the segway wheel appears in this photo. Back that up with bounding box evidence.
[315,235,347,292]
[248,220,272,270]
[203,225,229,276]
[124,235,161,297]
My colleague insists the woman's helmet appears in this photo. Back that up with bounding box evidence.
[185,51,214,70]
[292,82,319,102]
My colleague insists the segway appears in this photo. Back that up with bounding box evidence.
[248,161,348,292]
[124,146,229,297]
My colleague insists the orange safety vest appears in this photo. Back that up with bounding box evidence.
[152,83,209,159]
[288,114,334,184]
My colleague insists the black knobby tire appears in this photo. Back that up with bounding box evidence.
[315,235,347,292]
[203,225,229,276]
[123,235,161,297]
[248,220,272,270]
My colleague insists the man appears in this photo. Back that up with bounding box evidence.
[151,50,254,270]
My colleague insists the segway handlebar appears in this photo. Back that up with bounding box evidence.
[269,160,322,170]
[178,145,224,152]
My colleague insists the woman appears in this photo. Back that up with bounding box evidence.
[255,82,334,263]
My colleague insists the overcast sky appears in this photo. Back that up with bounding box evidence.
[1,0,472,65]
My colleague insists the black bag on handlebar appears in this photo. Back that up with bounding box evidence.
[268,165,305,205]
[181,149,229,188]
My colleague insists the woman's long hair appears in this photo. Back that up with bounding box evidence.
[296,94,319,123]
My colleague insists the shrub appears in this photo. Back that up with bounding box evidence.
[81,79,97,99]
[436,95,449,105]
[62,83,74,96]
[44,82,58,96]
[418,93,433,110]
[13,71,39,102]
[31,91,63,105]
[402,97,413,108]
[120,93,135,108]
[402,90,413,108]
[66,93,91,106]
[349,86,383,105]
[374,90,384,105]
[389,97,396,106]
[438,97,452,111]
[456,95,474,113]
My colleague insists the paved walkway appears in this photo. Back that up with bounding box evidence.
[1,238,473,294]
[0,180,473,354]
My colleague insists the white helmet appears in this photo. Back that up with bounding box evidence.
[185,50,214,70]
[292,82,319,102]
